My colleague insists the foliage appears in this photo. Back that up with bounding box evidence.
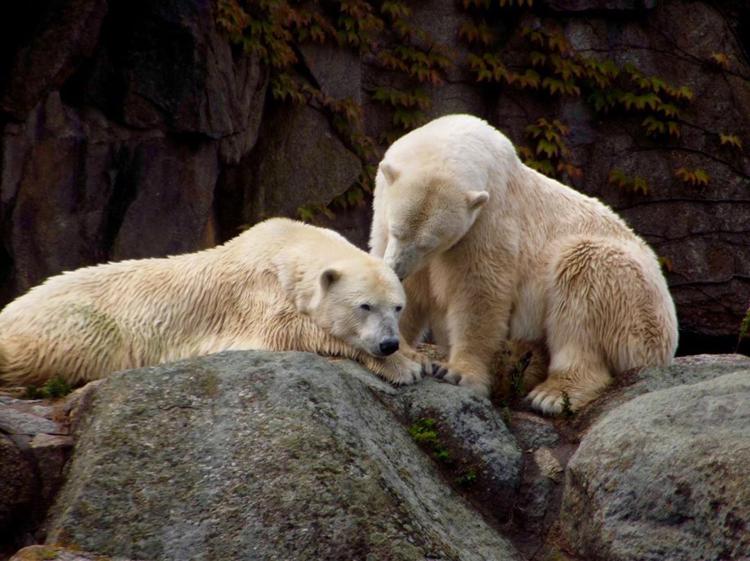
[500,404,512,426]
[409,417,451,463]
[217,0,738,218]
[608,168,649,195]
[675,167,710,187]
[658,256,674,273]
[455,470,478,486]
[719,133,743,150]
[408,417,480,488]
[709,52,731,70]
[508,356,529,398]
[24,376,73,400]
[371,86,432,143]
[217,0,456,220]
[519,118,582,181]
[456,11,720,187]
[739,308,750,346]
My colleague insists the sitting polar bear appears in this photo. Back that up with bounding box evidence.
[0,218,425,387]
[370,114,678,414]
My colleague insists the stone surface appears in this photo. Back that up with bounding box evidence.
[574,353,750,426]
[560,1,750,339]
[80,0,265,139]
[1,92,220,294]
[45,351,521,561]
[0,0,268,298]
[0,405,63,436]
[546,0,657,12]
[239,103,362,224]
[0,0,107,118]
[0,435,35,534]
[0,395,73,551]
[391,379,523,522]
[3,349,748,561]
[10,545,139,561]
[561,370,750,561]
[30,435,74,506]
[299,44,362,103]
[509,412,561,451]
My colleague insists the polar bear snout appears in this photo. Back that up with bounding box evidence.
[384,240,419,281]
[378,337,400,356]
[355,307,403,358]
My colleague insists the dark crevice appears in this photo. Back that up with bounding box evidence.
[102,146,139,258]
[677,330,750,357]
[0,0,56,100]
[213,162,250,244]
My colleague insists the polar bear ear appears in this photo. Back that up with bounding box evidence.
[379,161,400,185]
[320,268,341,291]
[466,190,490,210]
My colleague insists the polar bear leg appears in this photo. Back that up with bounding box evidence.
[398,268,433,346]
[0,303,130,387]
[527,345,611,414]
[528,237,656,414]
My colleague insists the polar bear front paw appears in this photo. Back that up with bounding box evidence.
[381,352,423,386]
[431,363,490,397]
[431,362,461,384]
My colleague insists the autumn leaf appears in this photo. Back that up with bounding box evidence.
[675,167,710,186]
[720,133,743,150]
[658,256,674,273]
[710,52,731,70]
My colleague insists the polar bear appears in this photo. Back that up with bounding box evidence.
[370,114,678,414]
[0,218,426,387]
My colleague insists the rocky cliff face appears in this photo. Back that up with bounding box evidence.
[1,0,748,347]
[2,351,749,561]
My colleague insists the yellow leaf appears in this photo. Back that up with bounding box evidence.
[675,167,710,186]
[658,256,674,272]
[710,52,731,69]
[720,133,743,150]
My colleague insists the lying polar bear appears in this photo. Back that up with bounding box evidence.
[0,218,425,387]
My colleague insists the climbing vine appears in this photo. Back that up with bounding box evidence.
[217,0,743,223]
[217,0,455,220]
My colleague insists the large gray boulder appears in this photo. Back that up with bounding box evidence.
[45,351,521,561]
[561,366,750,561]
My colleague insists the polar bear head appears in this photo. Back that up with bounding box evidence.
[377,162,489,280]
[308,258,406,358]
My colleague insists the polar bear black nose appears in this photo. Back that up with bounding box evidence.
[379,338,400,356]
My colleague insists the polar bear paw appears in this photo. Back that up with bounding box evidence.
[431,363,491,397]
[527,380,587,415]
[431,362,462,384]
[382,353,423,386]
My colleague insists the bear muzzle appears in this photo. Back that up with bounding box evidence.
[378,337,400,356]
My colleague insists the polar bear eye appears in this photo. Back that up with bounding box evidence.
[360,304,372,311]
[395,305,403,313]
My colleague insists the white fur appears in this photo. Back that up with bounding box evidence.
[0,218,424,387]
[370,114,678,413]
